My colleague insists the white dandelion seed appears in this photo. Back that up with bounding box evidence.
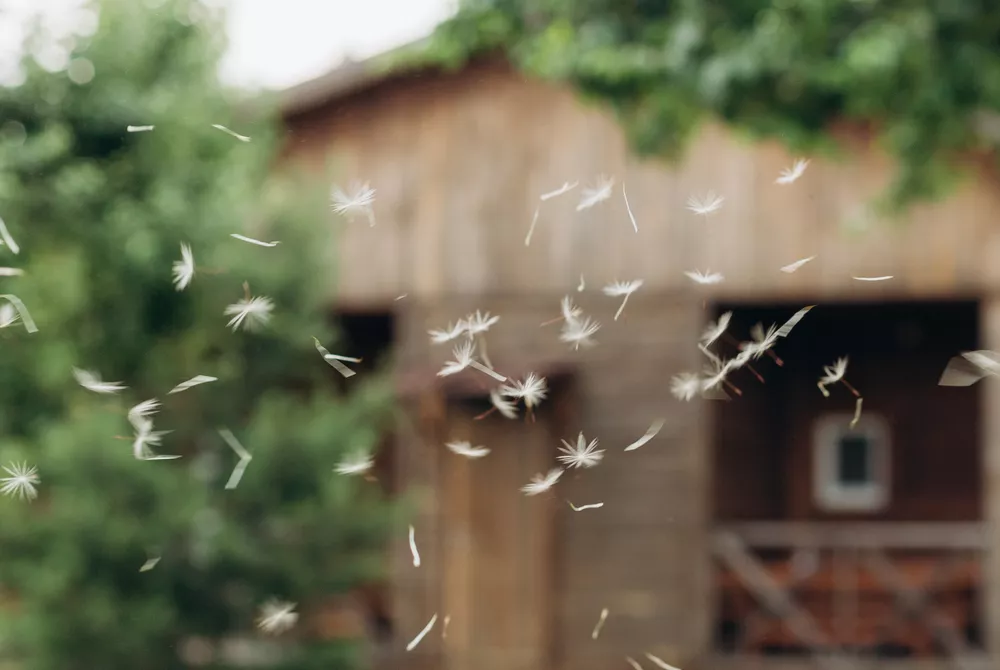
[225,295,273,331]
[603,279,643,321]
[0,267,23,276]
[331,181,376,226]
[437,340,506,382]
[576,175,614,211]
[406,614,438,651]
[127,398,160,427]
[851,397,864,429]
[540,181,578,201]
[818,356,849,397]
[521,468,563,496]
[684,269,724,285]
[73,367,126,394]
[686,191,724,216]
[131,417,178,461]
[592,607,609,639]
[500,372,548,409]
[0,303,19,329]
[429,321,467,344]
[557,432,604,468]
[168,375,217,394]
[126,125,155,132]
[524,205,541,246]
[256,599,298,634]
[569,501,604,512]
[624,419,666,452]
[626,657,644,670]
[776,158,810,185]
[463,310,499,338]
[671,373,702,401]
[781,255,816,273]
[560,314,601,350]
[939,350,1000,386]
[775,305,814,338]
[230,234,279,247]
[0,295,36,332]
[742,323,780,360]
[0,462,38,501]
[395,294,408,301]
[334,449,374,476]
[219,428,252,488]
[0,215,20,254]
[313,338,361,378]
[442,615,451,638]
[445,440,490,459]
[558,295,583,324]
[701,311,732,346]
[409,524,421,567]
[139,556,160,572]
[852,275,893,282]
[645,653,683,670]
[211,124,250,142]
[622,183,639,232]
[577,274,585,292]
[489,389,519,419]
[171,243,194,291]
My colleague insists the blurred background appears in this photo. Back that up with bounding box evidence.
[1,1,999,669]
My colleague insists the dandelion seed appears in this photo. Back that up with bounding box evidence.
[623,183,638,232]
[0,295,35,332]
[624,419,666,452]
[395,294,408,301]
[557,295,583,324]
[781,256,816,273]
[131,416,178,461]
[429,321,467,344]
[442,615,451,638]
[521,468,563,496]
[576,175,614,211]
[331,181,376,226]
[558,432,604,469]
[139,557,160,572]
[684,269,724,285]
[775,305,814,338]
[230,234,279,247]
[524,206,541,246]
[0,302,19,328]
[406,614,438,651]
[850,397,864,429]
[603,279,643,321]
[445,440,490,459]
[168,375,217,394]
[560,314,601,350]
[73,367,126,394]
[0,215,20,254]
[626,657,644,670]
[742,323,780,361]
[334,449,374,476]
[701,312,732,346]
[256,599,298,634]
[313,338,361,378]
[686,191,724,216]
[500,372,548,409]
[577,274,585,292]
[489,389,518,419]
[128,399,160,427]
[172,243,195,291]
[463,310,499,338]
[540,181,578,200]
[939,350,1000,386]
[569,501,604,512]
[211,124,250,142]
[671,373,702,401]
[438,340,505,381]
[224,294,273,331]
[776,158,810,185]
[591,607,609,639]
[818,356,849,397]
[219,428,252,488]
[126,125,155,132]
[0,462,38,500]
[0,268,23,276]
[645,653,682,670]
[409,525,421,567]
[852,275,893,281]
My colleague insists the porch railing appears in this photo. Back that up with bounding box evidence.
[712,522,988,670]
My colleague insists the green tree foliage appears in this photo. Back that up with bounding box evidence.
[0,1,394,668]
[408,0,1000,215]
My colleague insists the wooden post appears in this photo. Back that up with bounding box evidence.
[981,298,1000,658]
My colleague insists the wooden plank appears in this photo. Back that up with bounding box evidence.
[716,523,988,550]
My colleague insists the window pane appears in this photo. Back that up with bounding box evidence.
[837,435,870,484]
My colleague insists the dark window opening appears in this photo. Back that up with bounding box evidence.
[331,310,395,376]
[837,435,871,485]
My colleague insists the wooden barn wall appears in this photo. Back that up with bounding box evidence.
[387,293,710,670]
[281,60,1000,306]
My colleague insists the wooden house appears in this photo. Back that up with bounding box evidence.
[275,50,1000,670]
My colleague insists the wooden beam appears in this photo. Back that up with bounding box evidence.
[715,523,988,550]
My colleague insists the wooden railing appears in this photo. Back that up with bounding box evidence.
[712,523,989,670]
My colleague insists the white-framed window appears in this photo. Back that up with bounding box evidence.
[812,413,890,513]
